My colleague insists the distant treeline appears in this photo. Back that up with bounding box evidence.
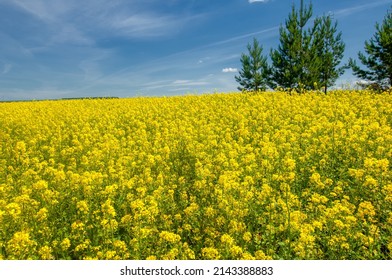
[60,97,120,100]
[0,96,120,103]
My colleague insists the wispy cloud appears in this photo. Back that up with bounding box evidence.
[3,0,93,50]
[249,0,270,4]
[52,25,94,46]
[173,80,209,86]
[207,26,279,47]
[6,0,73,22]
[111,14,175,37]
[333,0,392,18]
[222,68,238,73]
[109,13,204,38]
[136,78,212,94]
[4,0,206,42]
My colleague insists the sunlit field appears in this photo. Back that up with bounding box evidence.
[1,90,391,260]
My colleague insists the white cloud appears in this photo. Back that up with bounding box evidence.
[356,80,372,86]
[222,68,238,73]
[334,1,391,18]
[111,13,182,38]
[173,80,209,86]
[137,78,212,94]
[52,25,94,45]
[4,0,93,48]
[5,0,206,42]
[7,0,73,22]
[208,26,278,47]
[173,80,191,85]
[249,0,269,4]
[197,57,211,64]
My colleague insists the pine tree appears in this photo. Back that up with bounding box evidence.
[235,38,270,92]
[270,0,316,91]
[349,7,392,90]
[270,1,346,93]
[313,15,346,94]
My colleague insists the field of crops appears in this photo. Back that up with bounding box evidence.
[1,90,392,260]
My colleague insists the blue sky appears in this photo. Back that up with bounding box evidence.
[0,0,391,100]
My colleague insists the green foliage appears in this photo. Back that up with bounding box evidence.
[349,7,392,90]
[270,0,317,91]
[235,38,270,92]
[268,0,346,93]
[314,15,347,94]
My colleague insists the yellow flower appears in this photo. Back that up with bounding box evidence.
[101,199,116,218]
[15,141,27,153]
[6,231,37,259]
[182,243,196,259]
[387,242,392,257]
[0,210,4,223]
[6,203,21,218]
[310,193,328,204]
[159,231,181,243]
[309,172,324,188]
[202,247,220,260]
[348,169,364,181]
[220,234,234,245]
[312,221,323,230]
[36,207,48,222]
[75,239,91,253]
[383,184,392,203]
[254,250,272,260]
[229,245,243,258]
[71,220,85,231]
[184,202,199,216]
[38,245,54,260]
[363,176,378,187]
[1,90,392,260]
[32,180,48,191]
[76,200,89,215]
[357,201,376,222]
[60,238,71,251]
[162,248,179,260]
[340,243,350,250]
[241,252,255,260]
[333,219,345,230]
[284,158,296,171]
[120,214,132,225]
[243,232,252,243]
[101,219,118,232]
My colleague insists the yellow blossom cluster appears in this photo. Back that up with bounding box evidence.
[0,90,391,259]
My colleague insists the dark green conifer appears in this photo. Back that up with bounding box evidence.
[270,0,315,91]
[235,38,270,92]
[314,15,346,94]
[349,7,392,90]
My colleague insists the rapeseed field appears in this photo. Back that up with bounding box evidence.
[0,90,391,260]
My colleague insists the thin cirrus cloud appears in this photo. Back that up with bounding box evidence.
[333,0,392,18]
[4,0,204,42]
[173,80,209,86]
[109,13,204,38]
[249,0,270,3]
[222,68,238,73]
[6,0,72,22]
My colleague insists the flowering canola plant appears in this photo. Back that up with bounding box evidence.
[0,90,391,260]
